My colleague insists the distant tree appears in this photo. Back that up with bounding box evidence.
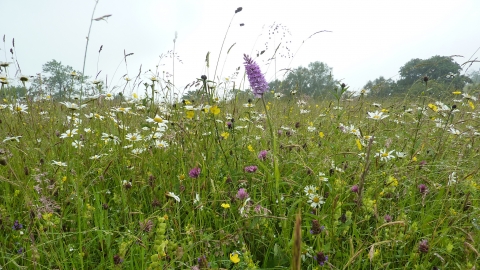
[463,68,480,93]
[468,68,480,84]
[268,61,337,97]
[397,55,472,92]
[32,60,87,99]
[363,76,398,97]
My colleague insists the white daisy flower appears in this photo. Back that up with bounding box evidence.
[367,110,389,120]
[52,160,67,167]
[307,194,325,208]
[166,192,180,202]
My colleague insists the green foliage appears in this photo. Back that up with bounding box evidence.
[397,55,472,91]
[32,59,88,99]
[363,76,399,97]
[269,61,337,97]
[365,56,474,98]
[1,89,479,269]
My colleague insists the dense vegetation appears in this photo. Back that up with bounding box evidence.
[1,4,480,270]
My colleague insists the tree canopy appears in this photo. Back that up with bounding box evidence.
[365,55,473,97]
[269,61,337,97]
[32,59,87,98]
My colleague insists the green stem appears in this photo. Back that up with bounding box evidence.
[261,97,280,195]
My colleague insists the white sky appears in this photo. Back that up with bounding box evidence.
[2,0,480,95]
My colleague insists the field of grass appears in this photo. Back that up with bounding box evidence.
[1,78,479,269]
[1,4,480,269]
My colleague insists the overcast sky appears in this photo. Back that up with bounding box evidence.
[2,0,480,96]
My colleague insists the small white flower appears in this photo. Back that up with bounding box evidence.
[60,102,87,110]
[448,172,457,185]
[307,194,325,208]
[10,103,28,113]
[125,132,142,142]
[375,148,395,162]
[105,93,114,100]
[462,93,477,101]
[52,160,67,167]
[367,110,389,120]
[304,185,317,196]
[72,140,84,148]
[166,192,180,202]
[60,129,78,139]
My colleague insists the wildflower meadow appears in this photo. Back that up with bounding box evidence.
[1,4,480,270]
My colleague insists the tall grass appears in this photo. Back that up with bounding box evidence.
[0,5,479,270]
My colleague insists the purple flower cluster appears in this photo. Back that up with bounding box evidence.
[258,150,268,161]
[418,184,428,194]
[419,239,429,253]
[236,188,249,200]
[189,167,201,178]
[12,220,23,230]
[310,220,325,235]
[243,54,269,98]
[244,165,258,173]
[314,251,328,266]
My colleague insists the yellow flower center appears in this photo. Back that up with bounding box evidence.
[154,116,163,123]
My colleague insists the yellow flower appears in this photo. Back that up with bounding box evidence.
[210,105,220,115]
[247,145,254,152]
[221,132,229,139]
[186,110,195,119]
[319,131,324,138]
[427,103,438,112]
[230,252,240,264]
[355,139,362,150]
[221,203,230,209]
[468,100,475,110]
[452,91,462,95]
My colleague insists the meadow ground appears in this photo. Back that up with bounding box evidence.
[1,81,479,269]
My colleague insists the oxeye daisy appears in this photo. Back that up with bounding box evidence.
[9,103,28,113]
[375,148,395,162]
[125,132,142,142]
[71,140,84,148]
[146,114,169,125]
[60,101,87,110]
[59,129,78,139]
[304,185,317,196]
[104,93,114,100]
[308,194,325,208]
[51,160,67,167]
[367,110,388,120]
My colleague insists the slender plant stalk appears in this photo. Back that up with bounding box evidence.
[80,0,100,101]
